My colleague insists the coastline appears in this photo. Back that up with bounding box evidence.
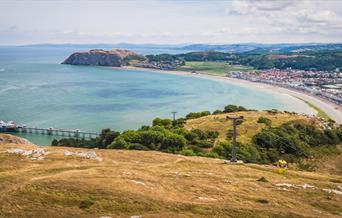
[120,66,342,124]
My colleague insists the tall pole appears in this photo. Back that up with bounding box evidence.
[232,119,237,162]
[227,116,243,162]
[171,111,177,123]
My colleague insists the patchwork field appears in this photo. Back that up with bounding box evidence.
[177,61,253,76]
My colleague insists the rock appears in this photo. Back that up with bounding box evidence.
[7,148,46,159]
[7,148,25,155]
[95,157,103,162]
[131,180,146,186]
[64,150,74,156]
[76,151,97,159]
[323,188,342,195]
[301,184,315,189]
[62,49,143,67]
[275,183,295,188]
[65,150,103,161]
[198,196,216,201]
[130,216,142,218]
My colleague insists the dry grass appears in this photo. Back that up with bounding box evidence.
[0,141,342,218]
[184,111,316,144]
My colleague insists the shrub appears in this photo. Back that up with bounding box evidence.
[213,110,223,115]
[212,141,232,158]
[108,137,128,149]
[127,143,149,150]
[257,116,272,126]
[180,148,196,156]
[224,104,247,113]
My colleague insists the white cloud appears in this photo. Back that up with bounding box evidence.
[0,0,342,44]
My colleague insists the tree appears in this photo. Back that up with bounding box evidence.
[257,117,272,126]
[160,133,186,152]
[108,137,128,149]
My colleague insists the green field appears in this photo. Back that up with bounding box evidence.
[295,97,331,121]
[177,61,253,76]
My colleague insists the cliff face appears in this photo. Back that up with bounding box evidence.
[62,49,142,67]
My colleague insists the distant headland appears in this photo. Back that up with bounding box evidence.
[62,49,144,67]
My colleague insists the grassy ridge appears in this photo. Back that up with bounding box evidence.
[184,111,311,144]
[1,142,342,217]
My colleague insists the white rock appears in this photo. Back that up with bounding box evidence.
[275,183,295,188]
[76,151,97,159]
[323,188,342,195]
[95,157,103,162]
[7,148,46,157]
[131,180,146,186]
[198,196,216,201]
[22,150,33,156]
[37,156,44,160]
[301,184,315,189]
[7,148,25,155]
[64,150,74,156]
[130,216,142,218]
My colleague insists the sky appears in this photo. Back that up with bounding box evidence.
[1,0,342,45]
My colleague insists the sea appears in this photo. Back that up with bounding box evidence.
[0,45,311,145]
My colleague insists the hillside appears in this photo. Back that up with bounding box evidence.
[1,138,342,217]
[184,111,314,144]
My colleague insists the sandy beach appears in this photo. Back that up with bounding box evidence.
[121,66,342,124]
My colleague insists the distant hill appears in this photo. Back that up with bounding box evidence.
[21,42,342,53]
[62,49,144,67]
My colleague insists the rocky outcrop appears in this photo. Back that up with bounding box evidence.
[62,49,143,67]
[0,134,33,145]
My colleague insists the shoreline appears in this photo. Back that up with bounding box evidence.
[119,66,342,124]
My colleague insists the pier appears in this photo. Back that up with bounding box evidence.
[0,121,99,139]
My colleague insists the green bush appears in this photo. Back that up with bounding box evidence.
[224,104,247,113]
[108,137,128,149]
[257,117,272,126]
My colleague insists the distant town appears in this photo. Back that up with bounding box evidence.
[230,69,342,106]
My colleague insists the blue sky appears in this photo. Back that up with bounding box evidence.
[1,0,342,45]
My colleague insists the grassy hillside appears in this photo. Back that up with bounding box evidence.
[1,141,342,217]
[184,111,313,144]
[177,61,253,76]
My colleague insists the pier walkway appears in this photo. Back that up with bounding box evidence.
[0,123,99,139]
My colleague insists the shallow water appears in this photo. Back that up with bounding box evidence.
[0,46,310,145]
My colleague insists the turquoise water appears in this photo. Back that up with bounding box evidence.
[0,46,310,145]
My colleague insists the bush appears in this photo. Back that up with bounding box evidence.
[180,148,196,156]
[160,133,186,152]
[127,143,149,150]
[257,117,272,126]
[186,111,211,119]
[152,118,173,128]
[252,120,341,163]
[108,137,128,149]
[224,105,247,113]
[212,141,232,158]
[213,110,223,115]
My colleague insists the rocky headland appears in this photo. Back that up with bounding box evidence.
[62,49,144,67]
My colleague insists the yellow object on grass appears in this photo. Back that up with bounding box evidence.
[277,159,287,174]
